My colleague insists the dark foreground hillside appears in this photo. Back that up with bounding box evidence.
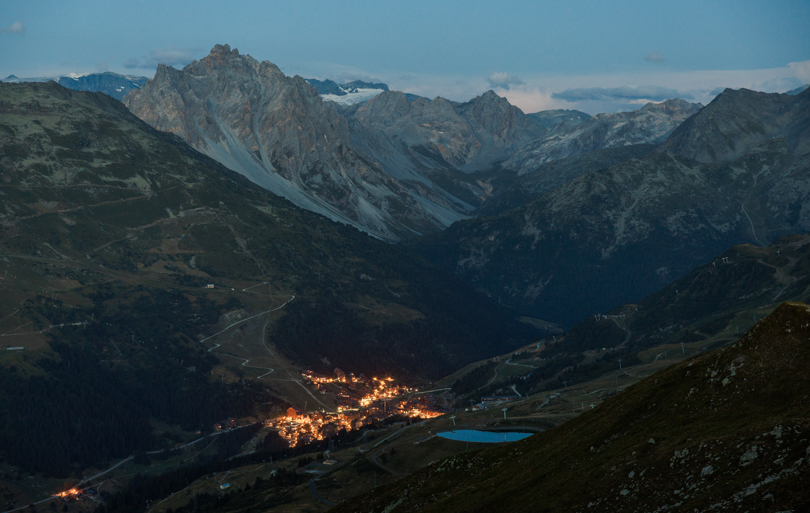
[0,82,536,476]
[334,302,810,512]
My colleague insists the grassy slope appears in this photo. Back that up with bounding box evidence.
[123,235,810,512]
[441,235,810,406]
[0,81,535,382]
[333,302,810,512]
[0,82,537,481]
[120,236,810,513]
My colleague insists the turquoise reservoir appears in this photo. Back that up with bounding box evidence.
[437,430,533,443]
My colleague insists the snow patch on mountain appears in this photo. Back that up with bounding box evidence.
[322,88,385,105]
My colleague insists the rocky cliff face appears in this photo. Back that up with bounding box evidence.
[347,90,546,171]
[409,88,810,326]
[122,45,711,241]
[124,45,469,241]
[505,99,702,175]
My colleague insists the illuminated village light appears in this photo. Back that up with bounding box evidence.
[266,371,444,447]
[54,488,81,499]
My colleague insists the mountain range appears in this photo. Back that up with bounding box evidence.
[123,45,705,242]
[2,71,147,100]
[8,46,809,337]
[410,87,810,326]
[503,98,702,175]
[0,80,535,380]
[0,81,542,474]
[124,45,483,241]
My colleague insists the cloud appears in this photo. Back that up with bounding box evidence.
[122,57,140,69]
[121,47,201,71]
[787,59,810,83]
[644,51,665,63]
[496,88,556,114]
[1,21,25,34]
[487,71,525,90]
[755,76,803,93]
[552,85,692,102]
[148,47,198,68]
[334,72,386,85]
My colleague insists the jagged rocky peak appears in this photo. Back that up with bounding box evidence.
[349,89,544,170]
[459,90,536,138]
[124,44,471,241]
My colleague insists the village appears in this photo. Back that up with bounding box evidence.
[265,369,445,447]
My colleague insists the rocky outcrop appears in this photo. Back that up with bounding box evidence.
[124,45,469,241]
[505,99,703,175]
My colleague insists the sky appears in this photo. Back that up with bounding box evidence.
[1,0,809,114]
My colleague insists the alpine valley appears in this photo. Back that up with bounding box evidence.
[1,41,809,513]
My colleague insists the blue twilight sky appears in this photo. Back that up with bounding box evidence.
[1,0,809,113]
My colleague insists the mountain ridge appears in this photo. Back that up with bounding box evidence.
[408,87,810,326]
[504,98,702,175]
[2,71,147,100]
[124,44,478,241]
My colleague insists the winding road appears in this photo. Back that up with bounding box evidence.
[202,295,296,379]
[741,201,765,246]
